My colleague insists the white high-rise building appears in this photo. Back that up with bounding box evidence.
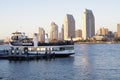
[64,14,75,40]
[58,25,64,41]
[38,27,45,43]
[50,22,58,42]
[82,9,95,40]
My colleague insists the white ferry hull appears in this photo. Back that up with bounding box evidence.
[9,42,75,57]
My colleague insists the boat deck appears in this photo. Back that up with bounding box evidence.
[0,51,74,60]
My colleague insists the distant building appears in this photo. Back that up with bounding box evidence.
[93,35,107,41]
[64,14,75,40]
[58,25,64,41]
[50,22,58,42]
[107,31,114,41]
[75,29,82,38]
[45,33,49,43]
[61,25,64,41]
[117,24,120,37]
[0,39,4,44]
[97,27,109,35]
[82,9,95,40]
[38,27,45,43]
[58,32,62,41]
[114,32,118,38]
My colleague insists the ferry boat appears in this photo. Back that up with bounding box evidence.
[9,32,75,57]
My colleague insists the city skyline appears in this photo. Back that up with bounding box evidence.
[0,0,120,39]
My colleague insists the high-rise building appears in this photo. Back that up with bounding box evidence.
[38,27,45,43]
[117,24,120,37]
[75,29,82,38]
[50,22,58,42]
[64,14,75,40]
[82,9,95,40]
[58,25,64,41]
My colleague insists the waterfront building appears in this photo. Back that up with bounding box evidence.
[58,25,64,41]
[45,33,49,43]
[58,32,62,41]
[38,27,45,43]
[107,31,114,41]
[61,25,64,41]
[117,24,120,37]
[50,22,58,42]
[75,29,82,38]
[114,32,118,38]
[64,14,75,40]
[97,29,101,35]
[101,27,108,35]
[82,9,95,40]
[93,35,107,41]
[97,27,109,36]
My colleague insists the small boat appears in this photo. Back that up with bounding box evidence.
[9,32,75,57]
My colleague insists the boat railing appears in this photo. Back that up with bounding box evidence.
[38,41,74,46]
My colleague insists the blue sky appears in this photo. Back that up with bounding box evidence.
[0,0,120,39]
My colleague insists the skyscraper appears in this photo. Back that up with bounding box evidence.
[58,25,64,41]
[82,9,95,40]
[64,14,75,40]
[117,24,120,37]
[38,27,45,43]
[50,22,58,42]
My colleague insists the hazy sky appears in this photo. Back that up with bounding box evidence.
[0,0,120,39]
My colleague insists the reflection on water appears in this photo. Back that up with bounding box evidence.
[0,44,120,80]
[74,44,120,80]
[82,49,91,80]
[76,44,94,80]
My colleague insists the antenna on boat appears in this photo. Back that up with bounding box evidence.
[70,36,74,44]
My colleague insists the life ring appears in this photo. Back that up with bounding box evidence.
[10,47,15,55]
[16,48,19,55]
[24,47,28,54]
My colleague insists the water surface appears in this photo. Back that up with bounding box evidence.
[0,44,120,80]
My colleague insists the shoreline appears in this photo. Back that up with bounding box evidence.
[1,41,120,46]
[74,41,120,44]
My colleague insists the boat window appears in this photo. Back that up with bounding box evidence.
[60,47,65,51]
[52,47,60,51]
[37,48,40,51]
[30,47,37,51]
[28,48,32,51]
[65,47,74,50]
[40,48,46,51]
